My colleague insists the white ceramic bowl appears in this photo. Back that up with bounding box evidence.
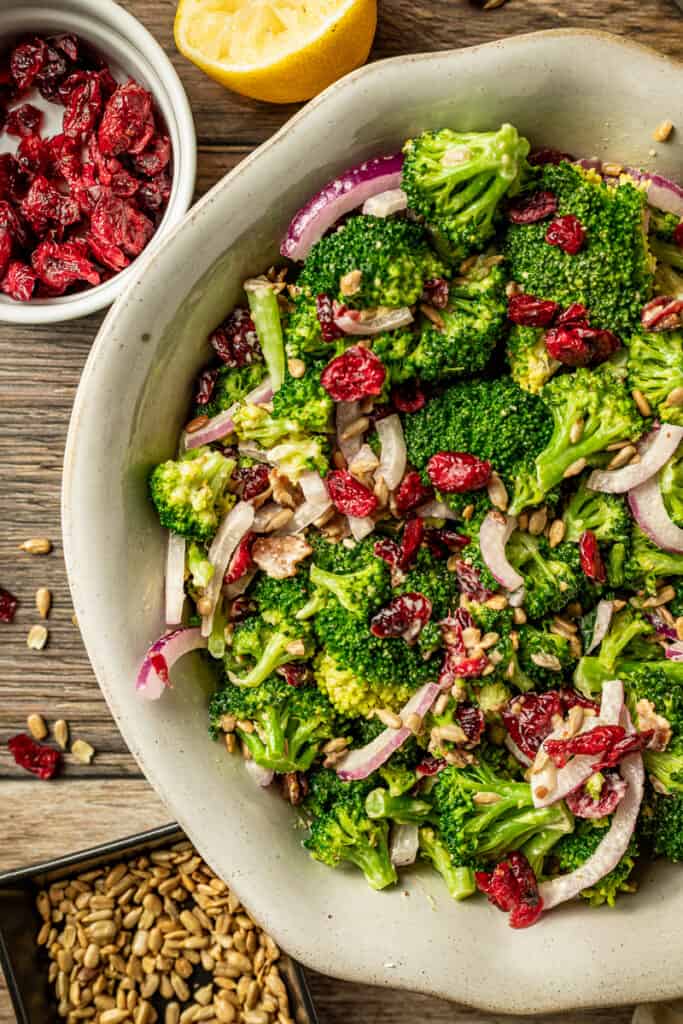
[0,0,195,325]
[63,31,683,1013]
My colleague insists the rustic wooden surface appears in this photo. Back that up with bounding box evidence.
[2,0,682,1020]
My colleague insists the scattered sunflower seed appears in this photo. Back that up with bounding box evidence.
[20,537,52,555]
[27,624,48,650]
[71,739,95,764]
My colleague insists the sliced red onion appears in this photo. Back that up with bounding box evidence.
[587,423,683,494]
[336,401,363,464]
[165,532,186,626]
[416,500,458,521]
[281,153,404,262]
[185,379,273,451]
[390,823,419,867]
[279,471,331,535]
[334,306,414,336]
[628,472,683,554]
[505,734,532,768]
[539,710,644,911]
[576,157,603,173]
[666,641,683,662]
[645,610,678,641]
[201,501,255,637]
[336,682,441,781]
[362,188,408,218]
[623,166,683,217]
[244,759,274,788]
[136,627,207,700]
[376,413,407,491]
[348,515,375,542]
[585,599,614,654]
[478,511,523,591]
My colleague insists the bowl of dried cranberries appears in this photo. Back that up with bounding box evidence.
[0,0,196,324]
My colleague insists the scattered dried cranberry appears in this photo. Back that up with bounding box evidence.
[394,471,433,516]
[502,690,597,761]
[370,592,432,645]
[21,175,79,234]
[640,294,683,332]
[5,103,43,138]
[47,133,81,182]
[195,367,218,407]
[0,586,18,623]
[544,725,626,768]
[544,326,592,366]
[10,38,48,92]
[674,221,683,249]
[86,231,128,272]
[422,277,449,309]
[321,345,386,402]
[327,469,378,517]
[565,772,627,819]
[591,730,653,771]
[35,42,69,102]
[90,190,154,258]
[528,148,573,166]
[426,451,491,493]
[438,649,488,684]
[373,537,402,573]
[545,214,586,254]
[98,81,155,156]
[8,733,61,780]
[555,302,589,327]
[416,755,446,777]
[476,852,543,929]
[452,560,494,602]
[456,703,485,745]
[579,529,606,583]
[88,138,139,197]
[276,663,309,688]
[32,239,100,293]
[63,74,102,140]
[0,154,21,202]
[423,527,470,560]
[224,532,255,585]
[16,133,49,177]
[507,293,558,327]
[239,463,270,502]
[508,190,557,224]
[315,293,344,343]
[209,308,261,367]
[131,135,171,178]
[399,517,424,569]
[229,595,257,623]
[440,608,475,657]
[1,259,36,301]
[391,381,426,414]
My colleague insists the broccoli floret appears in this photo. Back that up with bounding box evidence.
[297,215,444,310]
[313,650,415,718]
[232,404,329,480]
[309,558,390,620]
[402,124,530,262]
[365,787,434,824]
[649,209,681,243]
[308,532,378,574]
[378,738,423,796]
[510,363,644,514]
[187,540,214,590]
[405,255,507,381]
[627,523,683,592]
[284,296,326,360]
[396,545,460,621]
[563,476,631,543]
[627,330,683,427]
[661,446,683,528]
[149,447,236,542]
[245,278,285,392]
[506,324,561,394]
[574,608,656,696]
[554,819,639,906]
[225,615,314,689]
[649,793,683,861]
[209,676,338,773]
[195,363,266,419]
[250,574,312,621]
[271,360,333,433]
[515,622,576,686]
[476,681,513,716]
[303,769,397,890]
[504,161,653,335]
[624,664,683,795]
[419,826,477,900]
[370,329,419,386]
[404,376,552,488]
[506,532,581,620]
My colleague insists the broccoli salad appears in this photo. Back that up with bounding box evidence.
[139,124,683,928]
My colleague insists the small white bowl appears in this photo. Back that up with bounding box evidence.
[0,0,196,325]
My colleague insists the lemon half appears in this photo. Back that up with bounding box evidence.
[174,0,378,104]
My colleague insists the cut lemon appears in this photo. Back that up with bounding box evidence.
[174,0,377,104]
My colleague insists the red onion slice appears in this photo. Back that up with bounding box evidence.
[185,379,273,451]
[279,471,331,535]
[334,306,414,336]
[165,532,186,626]
[362,188,408,218]
[416,500,458,521]
[201,501,255,637]
[623,166,683,217]
[390,823,419,867]
[136,627,207,700]
[505,734,532,768]
[479,511,523,591]
[628,473,683,554]
[587,424,683,494]
[376,413,407,491]
[585,599,614,654]
[336,401,363,464]
[337,682,441,781]
[348,515,375,542]
[281,153,404,262]
[244,758,274,788]
[666,641,683,662]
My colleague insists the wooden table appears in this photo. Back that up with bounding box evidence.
[2,0,682,1020]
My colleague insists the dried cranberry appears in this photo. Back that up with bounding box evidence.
[7,733,61,780]
[321,345,386,402]
[544,725,626,768]
[456,703,485,745]
[391,381,426,414]
[589,329,621,362]
[438,649,488,684]
[544,326,592,366]
[90,191,154,257]
[424,527,470,560]
[210,308,261,367]
[327,469,378,517]
[476,852,543,929]
[239,463,270,501]
[503,691,563,760]
[195,367,218,407]
[224,532,255,585]
[10,38,47,91]
[62,74,102,140]
[546,214,586,254]
[87,138,138,198]
[314,294,343,342]
[137,173,171,216]
[0,154,22,202]
[591,730,653,771]
[555,302,589,327]
[21,175,79,235]
[86,232,128,272]
[0,586,18,623]
[98,81,155,156]
[416,755,446,777]
[508,190,557,224]
[426,451,491,493]
[674,221,683,249]
[579,529,606,583]
[1,259,37,301]
[5,103,43,138]
[229,595,257,622]
[441,608,474,651]
[276,663,309,688]
[373,537,402,572]
[370,592,432,645]
[399,517,424,569]
[565,772,627,819]
[16,134,49,178]
[452,560,494,602]
[507,293,558,327]
[0,226,12,277]
[422,277,449,309]
[131,135,171,178]
[47,134,81,182]
[51,33,79,64]
[35,43,69,102]
[528,148,574,166]
[641,295,683,332]
[394,471,433,516]
[32,240,100,294]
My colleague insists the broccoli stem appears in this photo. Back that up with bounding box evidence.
[418,827,476,901]
[365,788,434,825]
[227,632,294,688]
[245,279,285,392]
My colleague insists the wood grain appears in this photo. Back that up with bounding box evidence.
[2,0,681,1020]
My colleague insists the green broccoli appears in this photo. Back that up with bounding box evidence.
[574,607,656,696]
[405,255,508,381]
[284,295,326,360]
[370,328,420,386]
[225,615,314,689]
[303,769,397,890]
[365,787,435,825]
[515,622,576,686]
[396,545,460,622]
[553,819,639,906]
[506,324,561,394]
[649,793,683,861]
[401,124,530,262]
[149,447,236,542]
[504,161,653,335]
[209,676,339,773]
[624,664,683,795]
[195,363,267,419]
[271,360,333,433]
[187,540,214,590]
[232,404,329,480]
[627,329,683,428]
[308,532,378,574]
[312,648,417,719]
[563,476,631,543]
[510,363,644,514]
[251,574,312,621]
[506,532,581,620]
[245,278,285,392]
[309,558,390,620]
[418,826,477,900]
[627,524,683,592]
[661,446,683,528]
[649,209,681,243]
